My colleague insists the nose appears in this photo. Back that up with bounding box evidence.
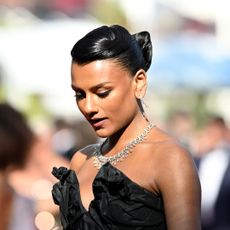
[83,95,98,116]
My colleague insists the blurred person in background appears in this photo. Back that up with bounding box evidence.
[194,115,230,230]
[166,110,195,154]
[52,118,98,160]
[70,119,99,153]
[0,102,70,229]
[52,118,77,160]
[0,102,36,230]
[8,111,70,229]
[52,24,201,230]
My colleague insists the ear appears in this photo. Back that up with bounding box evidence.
[133,69,147,99]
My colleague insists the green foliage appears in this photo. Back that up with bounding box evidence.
[0,85,6,102]
[24,93,50,119]
[89,0,127,26]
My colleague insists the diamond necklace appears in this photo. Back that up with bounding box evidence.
[92,122,155,169]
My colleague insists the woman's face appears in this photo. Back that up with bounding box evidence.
[71,60,140,137]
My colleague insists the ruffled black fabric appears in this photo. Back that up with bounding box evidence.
[52,163,166,230]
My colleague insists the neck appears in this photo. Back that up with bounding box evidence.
[102,114,150,155]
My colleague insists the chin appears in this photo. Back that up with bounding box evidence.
[94,128,111,138]
[95,131,109,138]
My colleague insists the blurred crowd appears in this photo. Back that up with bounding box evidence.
[1,102,230,230]
[166,110,230,230]
[0,0,89,19]
[0,102,97,230]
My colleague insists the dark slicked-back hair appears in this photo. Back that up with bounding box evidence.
[71,25,152,75]
[0,103,35,171]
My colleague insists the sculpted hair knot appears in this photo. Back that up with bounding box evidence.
[71,25,153,75]
[132,31,152,71]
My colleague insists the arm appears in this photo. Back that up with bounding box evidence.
[156,144,201,230]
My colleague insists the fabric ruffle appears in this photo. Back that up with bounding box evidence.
[90,163,166,229]
[52,167,86,229]
[52,163,166,230]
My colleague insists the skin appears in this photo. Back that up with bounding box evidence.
[70,59,201,230]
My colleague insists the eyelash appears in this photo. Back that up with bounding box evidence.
[97,90,111,98]
[74,90,111,101]
[74,92,84,101]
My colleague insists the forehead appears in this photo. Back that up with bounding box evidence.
[71,60,131,88]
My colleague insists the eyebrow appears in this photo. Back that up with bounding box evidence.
[71,82,112,91]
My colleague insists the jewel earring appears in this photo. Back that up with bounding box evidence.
[138,94,148,109]
[141,98,148,108]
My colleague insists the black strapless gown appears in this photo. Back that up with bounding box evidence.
[52,162,166,230]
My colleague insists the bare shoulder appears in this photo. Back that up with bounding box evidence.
[147,127,199,187]
[154,139,194,168]
[147,128,201,229]
[70,143,99,172]
[148,127,194,164]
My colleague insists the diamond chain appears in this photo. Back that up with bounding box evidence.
[93,122,155,169]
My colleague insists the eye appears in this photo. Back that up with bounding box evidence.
[74,91,85,101]
[97,90,111,98]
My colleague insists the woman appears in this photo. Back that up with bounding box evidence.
[52,25,201,230]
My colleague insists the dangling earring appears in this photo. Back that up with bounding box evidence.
[138,95,149,122]
[140,98,148,109]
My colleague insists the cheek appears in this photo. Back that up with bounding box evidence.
[104,90,137,115]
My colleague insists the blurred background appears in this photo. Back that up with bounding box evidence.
[0,0,230,229]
